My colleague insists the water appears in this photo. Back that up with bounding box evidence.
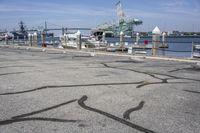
[106,36,200,58]
[1,36,200,58]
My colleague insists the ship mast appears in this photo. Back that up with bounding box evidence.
[19,21,26,33]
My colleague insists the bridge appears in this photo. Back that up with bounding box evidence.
[45,28,91,31]
[5,21,92,34]
[42,21,91,34]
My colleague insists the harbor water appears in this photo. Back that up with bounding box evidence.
[106,36,200,58]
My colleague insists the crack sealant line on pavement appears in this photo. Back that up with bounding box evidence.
[1,44,200,63]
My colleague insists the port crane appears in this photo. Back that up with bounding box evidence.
[95,0,143,37]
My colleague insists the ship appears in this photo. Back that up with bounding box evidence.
[91,0,143,40]
[11,21,28,39]
[10,21,55,40]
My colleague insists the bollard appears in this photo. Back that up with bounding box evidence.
[152,26,161,56]
[76,30,82,50]
[33,32,38,47]
[120,31,125,52]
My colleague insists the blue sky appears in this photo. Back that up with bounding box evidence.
[0,0,200,32]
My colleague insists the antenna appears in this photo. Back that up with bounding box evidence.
[116,0,126,21]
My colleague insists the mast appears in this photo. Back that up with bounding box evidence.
[19,21,26,33]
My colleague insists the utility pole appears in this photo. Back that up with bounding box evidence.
[45,21,47,34]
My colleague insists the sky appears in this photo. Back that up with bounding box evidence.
[0,0,200,33]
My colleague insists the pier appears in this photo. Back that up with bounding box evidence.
[1,0,200,132]
[0,45,200,133]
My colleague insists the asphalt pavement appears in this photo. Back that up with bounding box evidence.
[0,46,200,133]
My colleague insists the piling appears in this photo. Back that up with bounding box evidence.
[62,28,65,35]
[24,35,26,42]
[12,35,14,44]
[191,42,194,58]
[152,26,161,56]
[51,34,55,47]
[28,33,32,46]
[64,33,67,47]
[5,34,8,45]
[136,32,140,45]
[33,32,38,47]
[17,36,19,44]
[76,30,82,50]
[162,32,166,43]
[102,32,106,44]
[120,31,125,52]
[41,32,46,47]
[161,32,167,56]
[28,33,33,47]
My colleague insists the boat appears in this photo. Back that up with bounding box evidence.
[60,30,109,49]
[0,32,13,41]
[60,32,79,49]
[60,31,97,49]
[86,36,107,48]
[159,43,169,48]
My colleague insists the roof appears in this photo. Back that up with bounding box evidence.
[152,26,161,34]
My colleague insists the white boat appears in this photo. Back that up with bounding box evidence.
[60,32,86,49]
[86,37,106,47]
[60,31,102,49]
[0,33,13,41]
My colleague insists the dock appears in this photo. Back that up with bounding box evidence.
[0,45,200,133]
